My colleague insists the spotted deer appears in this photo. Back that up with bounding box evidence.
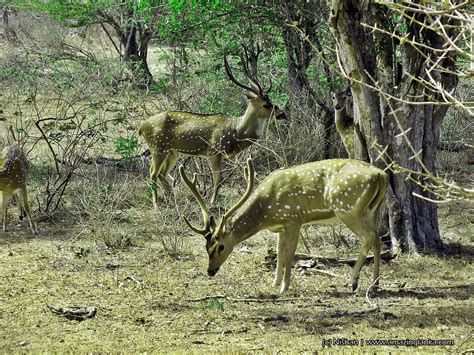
[139,54,286,207]
[0,145,37,233]
[180,158,387,293]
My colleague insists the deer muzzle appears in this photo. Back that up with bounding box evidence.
[274,106,288,120]
[207,267,220,277]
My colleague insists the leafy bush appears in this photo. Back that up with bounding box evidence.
[115,136,139,161]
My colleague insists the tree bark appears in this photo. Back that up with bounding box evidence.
[329,0,458,252]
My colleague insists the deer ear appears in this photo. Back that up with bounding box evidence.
[245,92,257,100]
[224,218,233,232]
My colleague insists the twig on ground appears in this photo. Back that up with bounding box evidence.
[302,268,341,278]
[185,295,329,304]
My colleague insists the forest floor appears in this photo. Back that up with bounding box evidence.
[0,169,472,353]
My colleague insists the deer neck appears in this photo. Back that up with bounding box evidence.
[335,107,346,130]
[227,198,265,245]
[335,106,352,132]
[235,105,265,139]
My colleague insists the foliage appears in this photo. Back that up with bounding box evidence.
[114,136,139,161]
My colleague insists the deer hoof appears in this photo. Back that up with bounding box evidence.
[351,279,359,292]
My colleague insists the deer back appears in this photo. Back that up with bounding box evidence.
[229,160,386,234]
[140,110,257,157]
[0,145,28,192]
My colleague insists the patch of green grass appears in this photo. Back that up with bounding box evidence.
[197,298,225,311]
[73,246,91,259]
[103,231,134,250]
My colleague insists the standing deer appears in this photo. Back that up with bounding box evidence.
[180,158,387,293]
[333,86,355,159]
[0,145,37,233]
[139,54,286,207]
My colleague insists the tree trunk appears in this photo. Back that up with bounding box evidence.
[329,0,458,252]
[115,23,154,86]
[281,3,333,160]
[2,7,19,44]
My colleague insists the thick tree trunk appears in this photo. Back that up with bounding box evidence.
[329,0,458,252]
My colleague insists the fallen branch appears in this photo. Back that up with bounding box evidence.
[438,141,472,152]
[264,249,396,268]
[47,304,97,321]
[185,295,329,304]
[81,149,150,168]
[56,150,151,170]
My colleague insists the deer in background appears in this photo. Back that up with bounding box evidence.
[333,86,370,161]
[139,53,286,207]
[0,145,37,234]
[180,158,387,294]
[332,86,356,158]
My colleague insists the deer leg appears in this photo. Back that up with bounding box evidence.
[337,213,377,292]
[160,151,180,186]
[19,187,37,234]
[1,192,11,232]
[208,155,223,204]
[272,232,285,288]
[351,238,371,292]
[13,195,25,220]
[156,151,180,204]
[280,223,301,294]
[372,233,381,291]
[149,151,171,208]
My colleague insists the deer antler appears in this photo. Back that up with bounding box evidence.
[343,84,351,96]
[216,158,255,235]
[224,53,259,95]
[240,44,264,94]
[179,166,211,236]
[266,80,272,95]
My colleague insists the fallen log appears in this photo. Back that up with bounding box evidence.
[263,249,396,268]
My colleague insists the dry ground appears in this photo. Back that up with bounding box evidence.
[0,166,472,353]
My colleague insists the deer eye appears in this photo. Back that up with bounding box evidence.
[263,103,273,109]
[218,245,225,253]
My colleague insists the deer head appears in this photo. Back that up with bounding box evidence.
[224,53,286,121]
[332,85,351,110]
[179,158,255,275]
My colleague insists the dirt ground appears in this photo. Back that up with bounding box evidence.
[0,181,472,353]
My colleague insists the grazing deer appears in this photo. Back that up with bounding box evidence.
[0,145,37,233]
[139,54,286,207]
[180,158,387,294]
